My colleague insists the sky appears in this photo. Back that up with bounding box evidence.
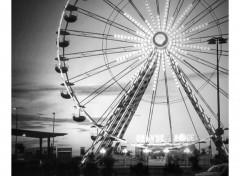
[10,0,230,157]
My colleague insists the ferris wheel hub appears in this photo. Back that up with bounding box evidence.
[153,32,168,48]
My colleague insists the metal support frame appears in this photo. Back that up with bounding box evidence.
[170,57,228,159]
[97,52,158,153]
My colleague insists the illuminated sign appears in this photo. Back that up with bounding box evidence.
[136,133,195,144]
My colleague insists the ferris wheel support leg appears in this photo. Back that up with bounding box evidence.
[169,57,228,161]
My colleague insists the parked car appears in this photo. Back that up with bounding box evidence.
[195,163,228,176]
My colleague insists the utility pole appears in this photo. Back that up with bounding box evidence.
[53,112,55,150]
[13,107,23,159]
[207,37,227,160]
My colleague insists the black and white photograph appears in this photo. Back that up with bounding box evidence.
[6,0,237,175]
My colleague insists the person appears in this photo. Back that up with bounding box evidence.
[201,149,206,155]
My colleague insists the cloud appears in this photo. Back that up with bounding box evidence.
[12,84,60,98]
[12,70,225,100]
[70,127,90,133]
[12,113,102,131]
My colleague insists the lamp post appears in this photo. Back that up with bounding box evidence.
[122,148,128,167]
[12,107,23,158]
[52,113,55,148]
[207,37,227,130]
[163,148,170,166]
[143,148,151,166]
[100,148,106,155]
[100,148,106,166]
[52,112,56,158]
[184,148,190,166]
[207,36,227,157]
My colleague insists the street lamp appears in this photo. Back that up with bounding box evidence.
[208,36,227,157]
[52,112,56,158]
[12,107,24,158]
[184,148,190,166]
[100,148,106,155]
[52,113,55,148]
[122,148,128,167]
[163,148,170,166]
[143,148,151,166]
[100,148,106,165]
[163,148,169,154]
[207,37,227,132]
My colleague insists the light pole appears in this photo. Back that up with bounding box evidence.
[143,148,151,166]
[52,112,56,158]
[52,113,55,148]
[100,148,106,165]
[207,37,227,130]
[163,148,169,166]
[122,148,128,167]
[12,107,23,158]
[184,148,190,166]
[207,37,227,157]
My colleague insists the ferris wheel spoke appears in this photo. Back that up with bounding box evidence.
[182,17,228,38]
[173,52,228,93]
[174,62,219,121]
[171,0,185,29]
[145,53,161,141]
[185,19,228,39]
[188,34,228,41]
[144,0,157,31]
[180,48,228,57]
[98,83,132,125]
[81,59,146,106]
[103,0,151,35]
[164,63,174,144]
[174,56,228,98]
[64,46,140,60]
[104,51,157,142]
[208,15,228,26]
[75,7,140,37]
[178,87,201,141]
[185,40,227,45]
[125,0,153,33]
[183,60,229,98]
[69,53,143,82]
[182,0,227,33]
[171,58,226,130]
[161,0,172,32]
[176,0,201,30]
[179,53,228,75]
[64,29,140,44]
[156,0,161,29]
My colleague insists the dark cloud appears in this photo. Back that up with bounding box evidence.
[12,71,225,100]
[70,128,89,133]
[12,113,101,130]
[12,84,60,98]
[73,84,125,95]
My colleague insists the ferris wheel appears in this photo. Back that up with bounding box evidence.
[56,0,228,164]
